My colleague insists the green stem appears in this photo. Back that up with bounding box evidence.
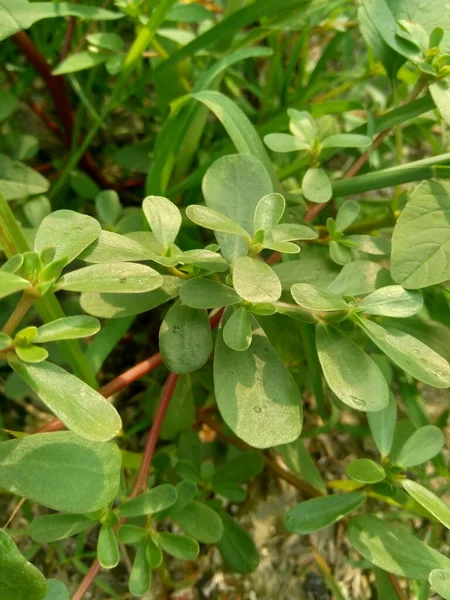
[1,292,35,336]
[0,194,97,387]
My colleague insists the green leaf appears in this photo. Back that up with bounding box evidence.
[146,538,163,568]
[34,210,101,264]
[80,276,182,319]
[268,223,318,242]
[179,278,240,309]
[214,313,302,448]
[232,256,281,303]
[1,254,24,274]
[212,483,246,502]
[0,529,47,600]
[302,168,332,203]
[52,51,109,75]
[158,533,199,560]
[346,459,386,484]
[264,133,310,152]
[34,316,100,343]
[367,394,397,457]
[0,271,30,299]
[322,134,371,149]
[202,154,273,262]
[253,193,285,231]
[316,324,389,412]
[358,285,423,317]
[288,109,317,144]
[160,479,198,520]
[186,205,250,239]
[348,234,391,256]
[142,195,182,249]
[216,510,260,574]
[192,91,277,187]
[57,263,163,294]
[173,501,223,543]
[8,357,121,442]
[335,201,361,232]
[391,181,450,289]
[15,344,49,363]
[176,249,229,272]
[97,523,120,569]
[43,580,69,600]
[274,253,339,291]
[348,515,450,579]
[329,240,353,265]
[396,425,444,467]
[166,3,211,21]
[285,492,366,535]
[160,376,195,440]
[30,514,92,543]
[159,302,212,374]
[0,431,121,512]
[79,231,151,263]
[430,79,450,125]
[0,333,12,350]
[327,260,391,296]
[0,154,49,200]
[358,319,450,388]
[402,480,450,529]
[430,570,450,599]
[0,91,18,122]
[129,542,151,597]
[117,525,146,545]
[212,453,263,485]
[118,485,177,518]
[276,439,326,495]
[223,307,252,351]
[291,283,348,312]
[86,32,124,52]
[95,190,122,226]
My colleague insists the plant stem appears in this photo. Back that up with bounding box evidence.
[1,293,35,336]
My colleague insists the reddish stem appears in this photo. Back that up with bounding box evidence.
[60,17,76,61]
[71,560,101,600]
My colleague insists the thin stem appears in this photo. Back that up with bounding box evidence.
[71,560,101,600]
[1,293,35,336]
[388,573,407,600]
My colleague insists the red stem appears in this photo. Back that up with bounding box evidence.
[71,560,101,600]
[60,17,76,61]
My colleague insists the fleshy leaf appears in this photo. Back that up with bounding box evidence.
[57,262,163,293]
[401,480,450,529]
[222,307,252,351]
[142,195,182,249]
[34,316,100,342]
[395,425,444,468]
[291,283,348,312]
[232,256,281,303]
[179,278,240,309]
[302,168,332,203]
[358,285,423,317]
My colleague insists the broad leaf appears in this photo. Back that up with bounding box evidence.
[143,195,181,249]
[402,480,450,529]
[335,201,361,232]
[291,283,348,312]
[179,278,240,309]
[264,133,310,152]
[288,109,317,143]
[0,153,49,200]
[348,515,450,579]
[396,425,444,467]
[15,345,48,363]
[391,181,450,289]
[95,190,122,226]
[285,493,366,535]
[30,514,92,543]
[216,510,260,574]
[358,319,450,388]
[214,313,302,448]
[87,32,124,52]
[57,263,163,293]
[430,570,450,599]
[327,260,391,296]
[80,276,182,318]
[358,285,423,317]
[253,193,285,231]
[186,204,250,239]
[0,271,30,299]
[268,222,318,242]
[316,324,389,412]
[34,210,101,263]
[79,230,151,263]
[159,302,212,374]
[329,240,352,265]
[35,316,100,342]
[367,393,396,458]
[346,459,385,484]
[302,167,332,203]
[202,154,273,262]
[222,307,252,351]
[0,431,121,512]
[0,529,47,600]
[118,485,177,518]
[158,533,199,560]
[172,501,223,543]
[8,357,121,442]
[232,256,281,303]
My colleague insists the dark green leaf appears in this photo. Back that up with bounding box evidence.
[346,459,386,483]
[173,501,223,543]
[212,453,263,485]
[216,510,259,574]
[97,523,120,569]
[118,485,177,518]
[179,278,240,309]
[158,533,199,560]
[30,514,92,543]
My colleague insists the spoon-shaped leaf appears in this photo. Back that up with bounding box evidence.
[57,263,163,294]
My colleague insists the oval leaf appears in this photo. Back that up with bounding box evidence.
[118,485,177,518]
[179,278,240,309]
[158,533,199,560]
[302,167,332,203]
[396,425,444,468]
[0,272,30,299]
[367,393,397,458]
[346,458,385,484]
[358,285,423,317]
[253,193,285,231]
[143,195,181,249]
[172,501,223,543]
[30,514,92,543]
[97,523,120,569]
[186,205,250,239]
[429,569,450,599]
[216,510,260,574]
[291,283,348,312]
[222,307,252,351]
[232,256,281,303]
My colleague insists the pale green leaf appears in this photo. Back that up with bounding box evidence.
[129,542,151,596]
[335,201,361,232]
[186,204,250,239]
[0,153,49,200]
[329,240,353,265]
[223,307,252,351]
[0,271,30,299]
[253,193,285,231]
[288,109,317,144]
[179,278,240,309]
[79,230,151,263]
[349,515,450,579]
[117,525,146,545]
[285,493,365,535]
[214,314,302,448]
[291,283,349,312]
[277,439,326,494]
[232,256,281,303]
[430,570,450,599]
[327,260,391,296]
[176,249,229,272]
[358,285,423,317]
[8,357,122,442]
[159,302,212,374]
[396,425,444,467]
[367,394,397,457]
[402,480,450,529]
[57,263,163,293]
[0,431,121,512]
[302,167,332,203]
[316,323,389,412]
[34,210,101,263]
[143,195,181,249]
[322,134,371,149]
[264,133,310,152]
[430,78,450,125]
[35,316,100,342]
[95,190,122,226]
[52,51,109,75]
[97,523,120,569]
[43,579,69,600]
[15,345,48,363]
[268,223,318,241]
[86,32,124,52]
